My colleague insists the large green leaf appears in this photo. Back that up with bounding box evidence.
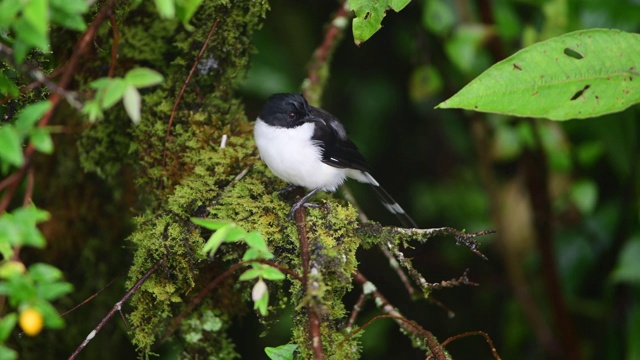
[437,29,640,120]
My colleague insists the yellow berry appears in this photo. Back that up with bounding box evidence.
[19,308,43,336]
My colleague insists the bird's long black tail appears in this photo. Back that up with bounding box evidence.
[369,184,417,228]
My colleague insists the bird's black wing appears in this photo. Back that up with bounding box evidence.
[310,107,369,172]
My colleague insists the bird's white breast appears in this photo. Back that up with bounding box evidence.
[254,119,346,191]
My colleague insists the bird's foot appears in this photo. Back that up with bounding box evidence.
[288,202,320,220]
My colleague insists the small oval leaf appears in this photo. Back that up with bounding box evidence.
[0,126,24,166]
[122,85,141,124]
[30,128,54,154]
[124,68,164,88]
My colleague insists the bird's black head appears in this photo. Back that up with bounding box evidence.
[259,93,322,128]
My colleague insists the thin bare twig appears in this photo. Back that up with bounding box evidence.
[427,330,501,360]
[345,292,366,331]
[108,13,120,78]
[59,274,124,317]
[386,241,478,294]
[161,19,220,170]
[23,167,34,206]
[68,260,162,360]
[351,271,446,360]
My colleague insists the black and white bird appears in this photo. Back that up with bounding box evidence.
[254,93,416,228]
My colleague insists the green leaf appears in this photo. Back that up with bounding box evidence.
[22,0,49,40]
[610,237,640,284]
[122,85,141,124]
[50,10,86,31]
[0,261,25,279]
[34,299,64,328]
[238,268,261,281]
[0,276,34,305]
[0,0,22,28]
[244,231,268,252]
[36,282,73,300]
[409,65,443,102]
[12,41,30,66]
[124,68,164,88]
[261,266,285,281]
[11,205,48,248]
[88,77,112,90]
[242,248,275,261]
[349,0,410,45]
[350,0,384,46]
[0,345,18,360]
[30,128,53,154]
[569,179,598,214]
[154,0,175,18]
[201,224,231,257]
[82,100,103,122]
[15,101,52,133]
[388,0,410,11]
[50,0,88,15]
[175,0,203,26]
[242,248,260,261]
[0,217,20,250]
[29,263,63,283]
[444,24,492,76]
[12,18,49,55]
[437,29,640,120]
[0,313,17,342]
[223,226,246,242]
[100,78,127,109]
[0,73,19,97]
[0,126,24,167]
[265,344,298,360]
[422,0,455,36]
[191,218,230,230]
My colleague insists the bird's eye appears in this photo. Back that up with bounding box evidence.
[288,112,296,120]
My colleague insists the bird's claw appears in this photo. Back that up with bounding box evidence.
[288,202,319,220]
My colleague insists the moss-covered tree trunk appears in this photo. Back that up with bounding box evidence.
[77,1,279,356]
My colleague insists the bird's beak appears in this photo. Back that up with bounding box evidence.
[305,115,326,125]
